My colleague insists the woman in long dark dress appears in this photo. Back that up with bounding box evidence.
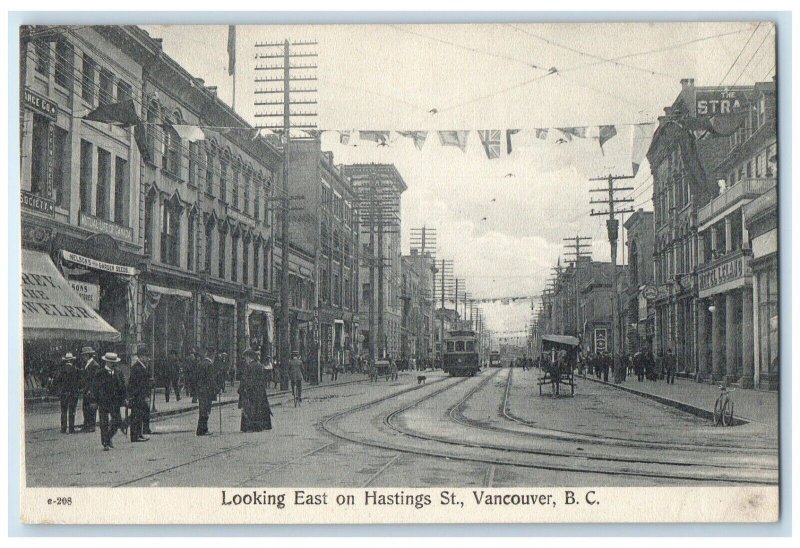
[238,350,273,432]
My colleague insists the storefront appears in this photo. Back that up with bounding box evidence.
[202,293,237,356]
[246,302,274,360]
[141,284,194,383]
[744,187,778,390]
[21,248,121,394]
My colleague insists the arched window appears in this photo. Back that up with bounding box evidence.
[204,214,216,273]
[218,223,228,279]
[220,150,230,203]
[242,232,251,285]
[144,186,157,256]
[243,166,251,215]
[187,207,198,271]
[162,111,182,176]
[205,142,215,196]
[160,193,182,266]
[232,158,241,210]
[231,225,240,282]
[145,99,159,162]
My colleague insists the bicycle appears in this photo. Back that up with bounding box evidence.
[713,385,735,426]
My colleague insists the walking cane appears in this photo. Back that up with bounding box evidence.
[218,388,223,434]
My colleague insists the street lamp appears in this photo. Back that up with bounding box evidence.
[708,304,716,313]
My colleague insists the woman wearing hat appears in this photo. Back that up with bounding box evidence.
[52,353,82,434]
[237,349,272,432]
[94,352,127,451]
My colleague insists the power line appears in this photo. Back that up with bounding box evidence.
[731,26,774,86]
[717,23,761,86]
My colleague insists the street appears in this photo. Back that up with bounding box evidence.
[25,368,778,488]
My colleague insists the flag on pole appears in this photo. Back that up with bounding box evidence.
[598,125,618,154]
[478,130,502,159]
[438,131,469,152]
[631,123,655,176]
[227,25,236,76]
[396,131,428,150]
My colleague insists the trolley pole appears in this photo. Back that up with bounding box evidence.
[589,174,635,383]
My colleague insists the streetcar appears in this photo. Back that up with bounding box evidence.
[489,351,502,368]
[442,329,481,376]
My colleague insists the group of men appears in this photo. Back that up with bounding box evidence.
[50,345,234,450]
[578,348,678,384]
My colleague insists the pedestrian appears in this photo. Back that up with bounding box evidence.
[164,348,182,403]
[238,349,273,432]
[79,346,100,432]
[185,347,199,403]
[330,360,339,382]
[288,350,305,402]
[127,351,152,442]
[215,351,229,393]
[634,350,645,381]
[196,347,217,436]
[94,352,126,451]
[602,352,610,382]
[52,352,81,434]
[664,348,677,384]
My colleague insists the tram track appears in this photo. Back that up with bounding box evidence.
[322,369,777,485]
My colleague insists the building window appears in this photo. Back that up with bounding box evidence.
[144,191,156,256]
[162,125,181,177]
[362,283,371,303]
[263,246,269,290]
[757,266,778,382]
[52,125,68,208]
[218,229,227,278]
[242,239,250,285]
[243,174,250,215]
[81,54,96,104]
[188,141,198,186]
[187,211,197,271]
[254,184,261,221]
[232,166,240,210]
[99,69,114,106]
[29,114,50,198]
[116,80,132,103]
[205,149,214,195]
[79,140,93,215]
[160,197,181,266]
[145,101,158,163]
[95,147,112,220]
[333,272,340,306]
[54,40,73,90]
[205,219,215,273]
[34,41,50,76]
[113,156,129,226]
[231,233,239,282]
[220,159,228,203]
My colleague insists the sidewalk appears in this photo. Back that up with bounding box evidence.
[24,372,368,434]
[586,374,778,426]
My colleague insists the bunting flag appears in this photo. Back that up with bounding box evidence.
[170,124,206,142]
[396,131,428,150]
[133,123,152,164]
[339,130,353,145]
[631,123,655,176]
[598,125,618,153]
[359,130,390,146]
[506,129,541,154]
[83,99,140,127]
[478,130,502,159]
[707,111,749,137]
[535,128,549,140]
[438,130,469,152]
[227,25,236,76]
[556,127,588,141]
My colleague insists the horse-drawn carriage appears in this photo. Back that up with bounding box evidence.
[370,358,397,382]
[538,334,579,397]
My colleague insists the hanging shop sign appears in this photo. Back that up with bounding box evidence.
[594,328,608,353]
[62,250,138,276]
[24,88,57,121]
[68,280,100,311]
[20,189,55,217]
[642,285,658,301]
[78,211,134,242]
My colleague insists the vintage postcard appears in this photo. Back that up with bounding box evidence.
[17,20,780,525]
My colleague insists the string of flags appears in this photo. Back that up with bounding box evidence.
[78,98,749,179]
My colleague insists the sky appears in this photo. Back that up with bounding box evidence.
[140,22,776,338]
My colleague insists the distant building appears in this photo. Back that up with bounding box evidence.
[623,209,655,353]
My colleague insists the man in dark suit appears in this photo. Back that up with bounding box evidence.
[52,352,82,433]
[94,352,127,451]
[164,349,182,403]
[196,347,218,436]
[79,347,100,432]
[127,351,152,442]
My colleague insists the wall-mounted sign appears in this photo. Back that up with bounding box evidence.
[21,190,55,217]
[79,212,134,242]
[68,280,100,310]
[698,254,748,296]
[24,88,57,121]
[642,285,658,300]
[62,250,138,276]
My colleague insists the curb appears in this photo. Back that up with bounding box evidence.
[583,375,749,426]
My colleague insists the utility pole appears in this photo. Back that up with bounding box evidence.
[436,258,454,367]
[563,235,592,339]
[589,173,635,383]
[410,226,437,362]
[254,38,318,390]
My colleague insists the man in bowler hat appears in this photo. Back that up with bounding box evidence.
[52,352,82,433]
[196,347,218,436]
[94,352,127,450]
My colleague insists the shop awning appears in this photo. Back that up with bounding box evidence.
[206,293,236,306]
[147,284,193,299]
[541,334,580,347]
[21,249,120,341]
